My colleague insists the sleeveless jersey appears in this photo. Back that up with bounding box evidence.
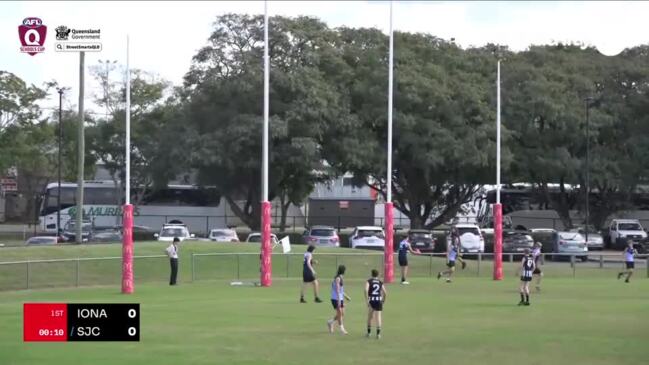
[448,244,458,261]
[521,255,534,279]
[532,247,541,264]
[398,239,409,257]
[625,247,635,262]
[331,275,344,300]
[303,252,312,272]
[367,278,383,303]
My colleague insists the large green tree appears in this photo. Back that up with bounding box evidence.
[323,30,504,228]
[183,14,344,230]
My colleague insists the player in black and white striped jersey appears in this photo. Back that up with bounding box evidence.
[518,248,535,306]
[364,269,387,339]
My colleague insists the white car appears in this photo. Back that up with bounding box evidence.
[608,219,647,249]
[154,224,195,242]
[209,228,239,242]
[447,224,485,253]
[349,226,385,249]
[245,232,279,245]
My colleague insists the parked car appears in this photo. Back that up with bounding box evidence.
[25,236,59,245]
[636,237,649,254]
[62,220,94,242]
[209,228,240,242]
[569,226,604,250]
[349,226,385,249]
[447,224,485,253]
[552,231,588,262]
[245,232,279,245]
[606,219,647,249]
[529,228,557,253]
[407,229,435,252]
[502,230,534,253]
[303,225,339,247]
[93,228,122,243]
[154,223,194,242]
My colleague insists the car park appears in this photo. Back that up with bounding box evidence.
[303,225,340,247]
[209,228,240,242]
[245,232,279,245]
[25,236,59,245]
[349,226,385,249]
[569,226,604,250]
[154,223,195,242]
[502,230,534,253]
[529,228,557,253]
[606,219,647,249]
[407,229,435,252]
[447,224,485,253]
[61,220,94,242]
[551,231,588,262]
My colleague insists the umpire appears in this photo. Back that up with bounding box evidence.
[166,237,180,285]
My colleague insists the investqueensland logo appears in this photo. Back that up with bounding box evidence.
[18,17,47,56]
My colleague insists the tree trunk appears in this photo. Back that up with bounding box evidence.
[280,200,290,233]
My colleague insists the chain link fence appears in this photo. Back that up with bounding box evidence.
[1,252,646,291]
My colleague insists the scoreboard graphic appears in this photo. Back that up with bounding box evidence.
[23,303,140,342]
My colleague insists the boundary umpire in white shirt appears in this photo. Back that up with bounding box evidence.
[166,237,180,285]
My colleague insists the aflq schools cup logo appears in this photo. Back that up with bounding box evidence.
[19,17,47,56]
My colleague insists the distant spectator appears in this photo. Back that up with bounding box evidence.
[166,237,180,285]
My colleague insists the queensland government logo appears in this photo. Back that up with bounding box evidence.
[18,17,47,56]
[55,25,71,40]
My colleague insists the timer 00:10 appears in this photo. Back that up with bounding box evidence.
[38,329,64,336]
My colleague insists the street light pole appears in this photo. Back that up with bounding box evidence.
[57,88,64,236]
[584,97,593,244]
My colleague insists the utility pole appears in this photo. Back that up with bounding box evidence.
[75,51,85,244]
[57,88,64,237]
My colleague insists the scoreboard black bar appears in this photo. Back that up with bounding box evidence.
[67,304,140,341]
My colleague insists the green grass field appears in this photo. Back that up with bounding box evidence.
[1,277,648,365]
[0,242,648,365]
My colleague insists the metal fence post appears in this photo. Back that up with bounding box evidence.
[477,253,481,277]
[191,253,195,282]
[26,260,30,290]
[237,254,240,280]
[76,258,80,287]
[429,254,433,277]
[571,255,576,278]
[599,254,603,269]
[509,253,513,263]
[286,255,289,278]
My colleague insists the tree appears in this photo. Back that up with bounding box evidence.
[89,66,174,207]
[322,29,504,228]
[183,14,344,230]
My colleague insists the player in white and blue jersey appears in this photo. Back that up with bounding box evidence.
[327,265,351,335]
[519,248,535,306]
[618,240,639,283]
[532,242,543,292]
[438,241,461,283]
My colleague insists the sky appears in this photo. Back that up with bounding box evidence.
[1,1,649,115]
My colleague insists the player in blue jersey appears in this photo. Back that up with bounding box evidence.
[437,240,462,283]
[398,237,420,285]
[519,248,535,306]
[365,269,387,339]
[300,245,322,303]
[327,265,351,334]
[618,240,639,283]
[531,242,543,292]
